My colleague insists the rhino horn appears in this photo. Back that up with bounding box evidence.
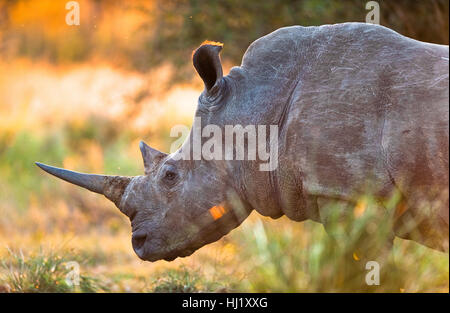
[35,162,131,206]
[139,141,167,174]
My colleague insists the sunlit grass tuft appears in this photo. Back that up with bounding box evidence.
[150,265,229,293]
[0,247,109,293]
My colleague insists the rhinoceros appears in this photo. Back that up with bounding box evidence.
[36,23,449,262]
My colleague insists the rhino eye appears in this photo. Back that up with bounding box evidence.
[165,170,176,180]
[160,164,178,185]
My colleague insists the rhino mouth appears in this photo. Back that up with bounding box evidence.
[134,207,245,262]
[133,225,224,262]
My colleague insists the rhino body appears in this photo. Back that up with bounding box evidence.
[37,23,449,261]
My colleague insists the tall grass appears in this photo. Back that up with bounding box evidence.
[232,200,448,292]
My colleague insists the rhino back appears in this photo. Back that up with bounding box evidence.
[235,23,448,220]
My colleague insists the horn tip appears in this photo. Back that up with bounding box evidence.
[35,162,48,170]
[35,162,58,176]
[139,140,148,154]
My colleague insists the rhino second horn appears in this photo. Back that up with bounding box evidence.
[35,162,131,206]
[139,141,167,174]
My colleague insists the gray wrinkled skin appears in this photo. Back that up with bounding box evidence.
[38,23,449,261]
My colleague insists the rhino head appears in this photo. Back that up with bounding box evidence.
[36,42,254,262]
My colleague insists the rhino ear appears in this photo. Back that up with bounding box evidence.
[139,141,167,174]
[193,41,224,94]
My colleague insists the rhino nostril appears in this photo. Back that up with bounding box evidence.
[132,232,147,250]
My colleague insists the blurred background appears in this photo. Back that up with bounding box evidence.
[0,0,448,292]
